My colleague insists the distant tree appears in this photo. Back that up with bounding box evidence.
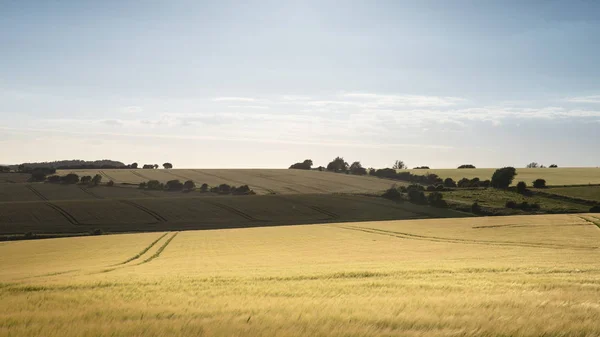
[17,164,25,172]
[349,161,367,175]
[47,175,61,183]
[457,178,471,188]
[147,180,162,190]
[443,178,457,188]
[62,173,80,184]
[142,164,153,169]
[540,164,546,168]
[426,185,436,191]
[458,164,476,169]
[549,164,558,168]
[233,185,253,195]
[392,160,407,170]
[427,192,447,208]
[153,164,159,169]
[200,183,209,192]
[138,182,147,189]
[106,180,115,187]
[91,174,102,186]
[326,157,349,173]
[218,184,232,194]
[526,162,539,168]
[130,162,139,169]
[163,163,173,169]
[469,177,481,187]
[408,190,427,204]
[289,159,313,170]
[80,176,92,184]
[516,181,527,194]
[382,187,402,200]
[316,166,325,171]
[413,166,430,169]
[532,179,546,188]
[30,171,47,182]
[491,167,517,189]
[165,180,183,191]
[183,180,195,190]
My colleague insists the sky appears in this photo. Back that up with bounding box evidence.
[1,0,599,168]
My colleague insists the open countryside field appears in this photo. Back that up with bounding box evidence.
[535,186,600,202]
[1,214,600,337]
[56,169,406,195]
[399,167,600,186]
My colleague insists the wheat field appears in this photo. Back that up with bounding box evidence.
[2,214,600,336]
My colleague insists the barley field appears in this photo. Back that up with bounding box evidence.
[399,167,600,186]
[2,214,600,337]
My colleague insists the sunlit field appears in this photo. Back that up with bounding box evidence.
[2,214,600,337]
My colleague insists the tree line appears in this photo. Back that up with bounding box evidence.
[138,180,254,195]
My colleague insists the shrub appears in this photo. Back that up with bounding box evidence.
[289,159,313,170]
[106,180,114,187]
[427,192,447,208]
[91,174,102,186]
[138,182,147,189]
[233,185,253,195]
[457,178,471,188]
[532,179,546,188]
[471,202,482,214]
[480,180,491,188]
[200,183,209,192]
[505,200,517,208]
[80,176,92,184]
[413,166,430,169]
[426,185,436,191]
[516,181,527,194]
[146,180,162,190]
[382,187,401,200]
[209,186,219,193]
[408,190,427,204]
[469,178,480,187]
[47,175,61,183]
[165,180,184,191]
[183,180,195,191]
[443,178,457,188]
[62,173,80,184]
[24,231,35,239]
[218,184,232,194]
[90,228,103,235]
[589,205,600,213]
[491,167,517,189]
[549,164,558,168]
[407,184,424,192]
[436,184,445,191]
[30,171,47,182]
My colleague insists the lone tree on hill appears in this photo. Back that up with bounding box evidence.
[491,167,517,189]
[526,162,539,168]
[130,162,138,169]
[392,160,407,170]
[349,161,367,175]
[458,164,476,169]
[326,157,349,173]
[163,163,173,169]
[289,159,313,170]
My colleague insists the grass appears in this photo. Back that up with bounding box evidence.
[536,185,600,202]
[399,167,600,186]
[1,214,600,336]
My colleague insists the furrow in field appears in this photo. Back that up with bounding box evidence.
[308,206,340,219]
[112,232,170,266]
[26,185,49,201]
[98,170,117,182]
[245,173,330,193]
[201,200,264,222]
[45,203,80,225]
[162,170,195,182]
[119,200,167,222]
[335,225,597,250]
[130,170,153,181]
[78,186,103,199]
[137,232,179,264]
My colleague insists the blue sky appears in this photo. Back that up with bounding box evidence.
[1,1,599,168]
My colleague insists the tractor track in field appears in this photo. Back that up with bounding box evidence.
[163,170,195,182]
[243,172,330,194]
[26,185,48,201]
[137,232,179,264]
[579,216,600,229]
[113,232,170,266]
[130,170,153,181]
[333,194,429,217]
[98,170,117,182]
[308,205,340,219]
[335,225,598,250]
[45,203,80,225]
[294,173,380,192]
[201,200,264,222]
[78,186,103,199]
[193,170,277,195]
[473,222,594,229]
[119,200,168,222]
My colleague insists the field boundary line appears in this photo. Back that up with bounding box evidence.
[119,200,167,222]
[112,232,170,266]
[78,186,103,199]
[193,170,276,195]
[137,232,179,264]
[335,225,597,250]
[201,200,264,222]
[45,203,81,225]
[26,185,49,201]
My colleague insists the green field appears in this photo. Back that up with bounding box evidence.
[400,167,600,186]
[2,214,599,337]
[536,186,600,202]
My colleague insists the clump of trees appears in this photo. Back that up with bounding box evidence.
[163,163,173,169]
[142,164,159,169]
[0,166,11,172]
[327,157,349,173]
[458,164,476,169]
[138,180,255,195]
[456,177,491,188]
[370,168,444,185]
[413,166,430,169]
[549,164,558,168]
[392,160,407,170]
[349,161,367,175]
[516,181,527,194]
[505,200,541,211]
[491,167,517,189]
[289,159,313,170]
[532,179,546,188]
[526,162,539,168]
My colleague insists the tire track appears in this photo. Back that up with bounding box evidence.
[308,205,340,219]
[202,200,264,222]
[112,232,169,266]
[244,172,330,193]
[335,225,597,250]
[163,170,195,182]
[130,170,153,181]
[119,200,167,222]
[99,170,117,182]
[26,185,48,201]
[194,170,276,194]
[45,203,80,225]
[78,186,103,199]
[137,232,179,264]
[473,223,593,229]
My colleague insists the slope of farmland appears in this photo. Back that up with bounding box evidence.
[535,185,600,202]
[1,214,599,336]
[56,169,404,195]
[399,167,600,186]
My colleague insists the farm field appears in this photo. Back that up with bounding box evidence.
[1,214,600,336]
[536,185,600,202]
[399,167,600,186]
[57,169,405,195]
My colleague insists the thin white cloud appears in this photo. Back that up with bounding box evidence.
[340,92,468,107]
[213,97,258,102]
[564,95,600,104]
[227,105,270,109]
